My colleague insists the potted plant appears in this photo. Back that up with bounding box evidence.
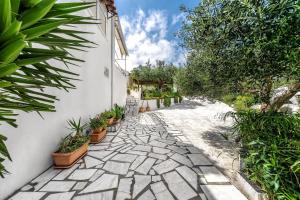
[101,111,115,125]
[146,101,151,111]
[52,118,89,168]
[139,100,146,112]
[112,104,124,124]
[89,117,107,144]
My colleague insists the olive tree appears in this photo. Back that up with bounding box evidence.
[177,0,299,110]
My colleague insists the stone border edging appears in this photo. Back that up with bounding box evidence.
[232,172,268,200]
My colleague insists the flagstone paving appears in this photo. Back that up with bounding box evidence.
[9,112,247,200]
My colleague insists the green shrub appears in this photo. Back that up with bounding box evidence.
[156,98,161,108]
[174,96,179,103]
[179,96,183,103]
[222,94,237,105]
[233,95,255,111]
[89,117,107,130]
[163,97,171,107]
[58,134,89,153]
[112,104,124,120]
[229,111,300,199]
[101,110,115,120]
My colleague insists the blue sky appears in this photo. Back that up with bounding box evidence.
[115,0,199,70]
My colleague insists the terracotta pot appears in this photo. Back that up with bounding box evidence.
[139,107,146,113]
[146,106,151,111]
[52,141,89,168]
[107,118,114,125]
[90,129,107,143]
[93,127,103,133]
[113,118,121,125]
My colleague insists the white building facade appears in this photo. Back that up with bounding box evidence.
[0,0,129,198]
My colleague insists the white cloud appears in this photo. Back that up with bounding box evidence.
[120,9,185,71]
[171,13,186,25]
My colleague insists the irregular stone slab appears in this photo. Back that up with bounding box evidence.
[200,167,229,183]
[152,147,171,154]
[102,136,114,142]
[116,178,133,200]
[167,145,188,154]
[111,153,138,162]
[153,159,179,174]
[44,191,75,200]
[137,136,149,143]
[88,151,113,160]
[73,182,88,190]
[175,166,198,190]
[89,170,105,181]
[149,152,167,160]
[126,171,134,177]
[84,156,103,168]
[137,190,155,200]
[80,174,118,194]
[151,181,174,200]
[157,139,175,145]
[103,161,130,175]
[187,146,202,154]
[88,145,109,151]
[31,168,61,191]
[127,150,147,156]
[149,140,167,148]
[152,175,161,182]
[53,164,79,181]
[188,154,212,166]
[199,193,208,200]
[200,185,248,200]
[103,152,118,161]
[10,192,46,200]
[163,171,197,200]
[135,158,156,175]
[130,156,147,170]
[21,185,33,191]
[40,181,76,192]
[74,191,114,200]
[171,153,193,167]
[132,145,152,152]
[68,169,97,180]
[133,175,151,198]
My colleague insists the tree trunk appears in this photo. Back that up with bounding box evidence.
[268,82,300,111]
[260,77,273,112]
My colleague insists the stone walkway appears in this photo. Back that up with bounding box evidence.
[9,112,247,200]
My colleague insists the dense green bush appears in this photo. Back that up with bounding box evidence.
[174,96,179,103]
[222,94,237,105]
[179,96,183,103]
[156,98,161,108]
[163,97,171,107]
[233,95,255,112]
[230,111,300,199]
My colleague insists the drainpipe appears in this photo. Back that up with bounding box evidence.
[111,16,115,108]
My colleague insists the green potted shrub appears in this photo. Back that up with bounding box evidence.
[163,97,171,107]
[156,98,161,108]
[52,118,89,168]
[101,110,115,125]
[174,96,179,103]
[89,117,107,144]
[112,104,124,124]
[179,96,183,103]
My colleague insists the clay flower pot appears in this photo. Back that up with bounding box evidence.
[107,118,114,125]
[146,106,151,111]
[139,107,146,113]
[52,141,89,168]
[113,118,121,125]
[90,129,107,144]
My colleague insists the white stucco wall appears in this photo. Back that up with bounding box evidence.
[0,6,128,199]
[113,66,128,106]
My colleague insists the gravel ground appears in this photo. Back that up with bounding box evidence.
[154,98,240,178]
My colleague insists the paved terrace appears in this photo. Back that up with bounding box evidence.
[9,112,247,200]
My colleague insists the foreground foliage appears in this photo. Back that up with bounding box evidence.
[177,0,299,110]
[0,0,94,177]
[229,111,300,199]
